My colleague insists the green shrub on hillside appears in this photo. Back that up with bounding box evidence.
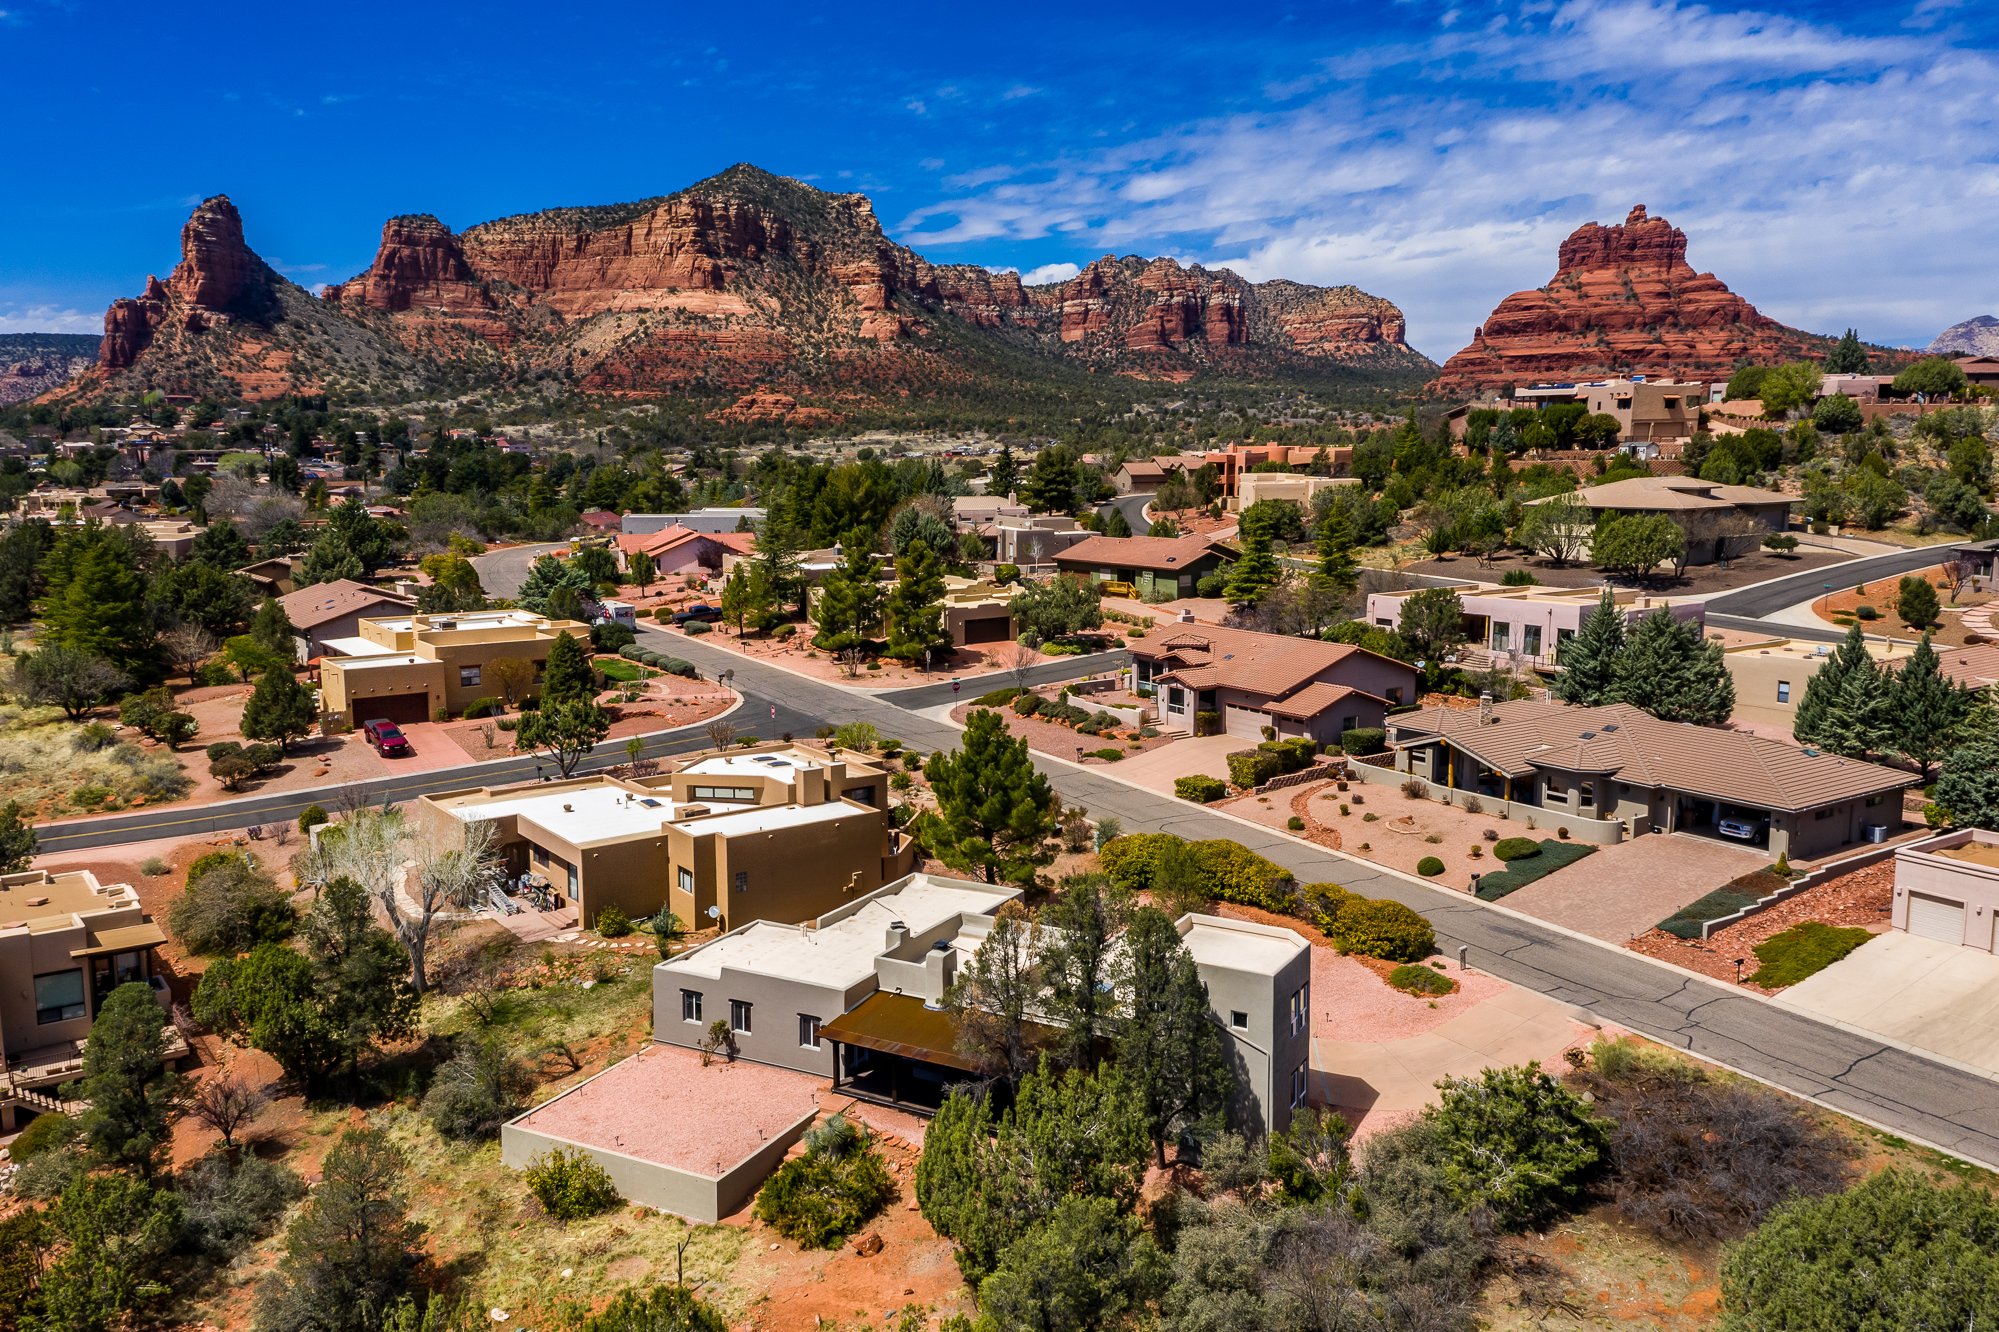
[1331,898,1434,962]
[752,1114,896,1248]
[523,1148,621,1220]
[1098,833,1182,890]
[1188,839,1296,912]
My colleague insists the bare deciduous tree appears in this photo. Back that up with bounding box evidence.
[188,1068,268,1150]
[489,656,536,708]
[998,639,1041,693]
[159,623,220,684]
[705,718,739,750]
[326,807,493,996]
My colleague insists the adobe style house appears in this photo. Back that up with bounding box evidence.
[1,869,181,1131]
[938,577,1018,648]
[1385,698,1915,860]
[1510,377,1713,445]
[277,578,417,663]
[1053,534,1238,599]
[1129,620,1419,742]
[650,873,1312,1132]
[1364,583,1705,672]
[1890,830,1999,952]
[418,743,912,930]
[1538,475,1797,566]
[316,608,593,726]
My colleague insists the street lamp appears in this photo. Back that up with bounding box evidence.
[1733,957,1746,984]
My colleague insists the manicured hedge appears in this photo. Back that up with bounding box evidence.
[1098,833,1183,891]
[1174,775,1228,804]
[1188,839,1296,912]
[1417,856,1446,877]
[1340,727,1387,756]
[1474,840,1598,901]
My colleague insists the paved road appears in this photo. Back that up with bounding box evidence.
[471,541,567,598]
[1706,544,1949,619]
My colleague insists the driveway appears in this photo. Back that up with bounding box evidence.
[1776,931,1999,1077]
[1498,833,1771,943]
[1110,733,1240,796]
[471,541,566,598]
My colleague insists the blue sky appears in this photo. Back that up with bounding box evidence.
[3,0,1995,359]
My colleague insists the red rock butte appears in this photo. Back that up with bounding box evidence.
[1430,204,1827,393]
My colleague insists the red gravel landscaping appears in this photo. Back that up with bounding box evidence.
[1626,858,1896,993]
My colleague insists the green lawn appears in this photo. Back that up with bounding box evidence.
[1473,839,1598,900]
[597,658,651,683]
[1747,921,1875,988]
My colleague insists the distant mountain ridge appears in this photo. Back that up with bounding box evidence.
[63,165,1433,414]
[1929,316,1999,357]
[0,333,102,408]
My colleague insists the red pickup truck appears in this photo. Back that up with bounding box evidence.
[362,718,412,757]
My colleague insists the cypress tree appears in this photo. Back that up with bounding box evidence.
[1222,528,1282,605]
[1793,624,1874,751]
[1315,503,1360,598]
[1893,633,1975,778]
[885,538,950,665]
[1552,590,1625,705]
[1611,608,1735,725]
[539,630,591,705]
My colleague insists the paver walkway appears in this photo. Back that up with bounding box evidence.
[1497,834,1769,943]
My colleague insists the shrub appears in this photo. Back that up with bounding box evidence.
[1300,882,1357,934]
[595,906,633,938]
[1286,816,1306,831]
[1388,963,1456,997]
[1331,898,1435,961]
[1099,833,1182,890]
[1416,856,1445,877]
[657,656,698,678]
[1193,709,1221,736]
[1401,778,1428,799]
[974,687,1023,707]
[1426,1064,1612,1230]
[1500,569,1539,586]
[460,696,504,719]
[1853,604,1879,620]
[423,1037,534,1141]
[1340,727,1387,756]
[578,1289,726,1332]
[168,854,297,955]
[1492,837,1540,862]
[1087,748,1124,762]
[9,1110,76,1162]
[1474,840,1598,901]
[1188,839,1296,912]
[1746,922,1873,988]
[177,1152,305,1259]
[1174,775,1228,804]
[1227,750,1286,789]
[523,1147,621,1219]
[889,770,914,792]
[752,1114,897,1248]
[297,804,328,835]
[1655,868,1786,937]
[683,621,712,636]
[1012,693,1043,717]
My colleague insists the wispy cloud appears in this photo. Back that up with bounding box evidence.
[899,0,1999,357]
[0,304,100,335]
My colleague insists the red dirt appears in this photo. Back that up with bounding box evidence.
[1626,858,1895,992]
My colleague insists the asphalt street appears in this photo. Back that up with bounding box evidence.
[469,541,568,598]
[1705,544,1951,619]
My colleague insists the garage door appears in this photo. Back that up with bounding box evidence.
[962,616,1012,645]
[1907,893,1965,944]
[351,692,429,726]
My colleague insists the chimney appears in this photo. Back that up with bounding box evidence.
[885,920,907,951]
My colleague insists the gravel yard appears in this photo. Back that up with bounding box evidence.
[1626,856,1896,992]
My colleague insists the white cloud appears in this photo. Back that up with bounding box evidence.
[0,305,100,335]
[897,0,1999,359]
[1018,262,1082,285]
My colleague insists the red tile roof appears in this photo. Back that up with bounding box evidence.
[1052,534,1235,574]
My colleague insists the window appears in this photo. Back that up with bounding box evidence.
[34,970,86,1024]
[458,665,482,687]
[1341,715,1358,732]
[681,990,703,1023]
[1815,807,1836,820]
[1288,984,1308,1038]
[799,1014,821,1049]
[1229,1010,1249,1031]
[677,867,695,895]
[690,785,756,802]
[1386,687,1403,705]
[1490,623,1510,653]
[1291,1061,1309,1109]
[1522,625,1543,658]
[566,864,578,897]
[1556,628,1575,647]
[730,1000,753,1034]
[1579,782,1595,807]
[1776,681,1791,703]
[848,785,877,807]
[733,870,749,895]
[1167,685,1187,710]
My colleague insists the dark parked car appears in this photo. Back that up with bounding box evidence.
[671,603,724,626]
[362,718,412,757]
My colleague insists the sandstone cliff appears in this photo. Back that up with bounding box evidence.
[1432,205,1831,392]
[1929,316,1999,357]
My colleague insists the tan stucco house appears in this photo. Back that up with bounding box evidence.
[316,608,592,725]
[1129,620,1419,742]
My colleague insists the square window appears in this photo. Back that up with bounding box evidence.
[459,665,481,687]
[1229,1010,1249,1031]
[34,970,86,1024]
[799,1015,821,1049]
[730,1000,752,1034]
[681,990,703,1023]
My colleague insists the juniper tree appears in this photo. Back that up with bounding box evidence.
[1552,590,1625,705]
[240,665,317,754]
[1610,607,1734,726]
[1793,623,1891,757]
[1893,633,1977,779]
[1314,502,1360,598]
[1115,906,1236,1165]
[538,629,592,705]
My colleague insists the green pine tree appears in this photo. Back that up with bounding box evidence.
[240,665,317,754]
[922,709,1058,883]
[42,542,155,673]
[79,983,183,1180]
[1824,328,1872,375]
[1114,907,1236,1165]
[1102,507,1132,539]
[1897,574,1940,629]
[1793,624,1889,755]
[1314,503,1359,598]
[885,538,950,666]
[538,630,592,705]
[1892,633,1974,778]
[248,596,298,657]
[1552,591,1625,705]
[812,546,884,650]
[1223,528,1282,605]
[1610,608,1735,725]
[989,443,1020,499]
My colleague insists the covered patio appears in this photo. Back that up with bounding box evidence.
[821,993,1061,1116]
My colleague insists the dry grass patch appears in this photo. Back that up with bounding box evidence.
[0,704,190,815]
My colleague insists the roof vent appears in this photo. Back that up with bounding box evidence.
[1801,747,1820,757]
[562,804,574,813]
[1600,724,1619,732]
[1578,731,1597,740]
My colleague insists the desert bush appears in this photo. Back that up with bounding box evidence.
[424,1037,535,1141]
[524,1147,621,1219]
[1401,778,1428,799]
[168,854,298,955]
[1426,1064,1612,1230]
[1330,898,1435,961]
[139,856,170,877]
[1582,1038,1850,1243]
[1286,815,1306,831]
[1746,922,1872,988]
[1012,693,1043,717]
[9,1110,76,1162]
[460,696,503,719]
[1387,963,1456,997]
[974,687,1023,707]
[1416,856,1445,877]
[1340,727,1387,756]
[1300,883,1358,933]
[752,1114,896,1248]
[1098,832,1184,889]
[0,707,191,812]
[1174,775,1227,803]
[1088,747,1125,762]
[297,804,328,835]
[1492,837,1540,862]
[1188,839,1296,912]
[595,905,633,938]
[177,1152,305,1258]
[683,620,712,636]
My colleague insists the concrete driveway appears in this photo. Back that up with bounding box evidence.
[471,541,566,598]
[1110,734,1241,796]
[1776,931,1999,1076]
[1497,833,1770,943]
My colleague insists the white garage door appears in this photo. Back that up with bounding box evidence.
[1907,893,1965,944]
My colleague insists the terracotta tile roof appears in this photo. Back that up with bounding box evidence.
[1137,622,1413,702]
[1553,476,1797,512]
[1052,534,1236,574]
[277,579,414,631]
[1387,698,1913,813]
[1264,681,1381,720]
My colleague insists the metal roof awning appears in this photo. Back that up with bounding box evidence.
[819,993,1063,1075]
[70,922,168,957]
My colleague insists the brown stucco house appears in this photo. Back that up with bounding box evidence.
[1128,620,1419,742]
[1385,698,1914,860]
[1052,533,1238,599]
[316,608,592,725]
[278,578,418,663]
[1544,475,1798,566]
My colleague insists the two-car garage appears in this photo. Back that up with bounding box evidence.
[347,690,431,727]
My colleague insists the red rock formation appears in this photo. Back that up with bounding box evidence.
[100,276,168,369]
[1432,205,1822,392]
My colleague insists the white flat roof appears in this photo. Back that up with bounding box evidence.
[368,609,549,633]
[336,653,428,670]
[676,800,862,838]
[1179,915,1309,975]
[320,635,396,657]
[448,785,681,843]
[680,749,829,779]
[661,875,1014,989]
